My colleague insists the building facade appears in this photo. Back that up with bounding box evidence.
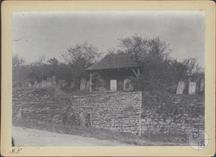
[86,53,141,92]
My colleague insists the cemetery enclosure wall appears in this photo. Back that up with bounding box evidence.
[70,91,142,134]
[12,88,204,141]
[141,91,204,142]
[12,88,142,135]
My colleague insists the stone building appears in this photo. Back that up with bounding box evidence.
[86,53,141,92]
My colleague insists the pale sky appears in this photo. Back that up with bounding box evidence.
[12,11,205,67]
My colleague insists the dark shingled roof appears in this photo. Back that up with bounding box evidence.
[87,53,139,71]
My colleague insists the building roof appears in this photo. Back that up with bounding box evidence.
[86,53,139,71]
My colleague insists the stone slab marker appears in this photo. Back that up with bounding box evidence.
[41,80,46,88]
[70,81,75,89]
[200,79,204,92]
[110,80,117,91]
[176,81,185,94]
[89,72,92,92]
[80,78,87,90]
[124,79,134,91]
[28,82,32,88]
[188,82,196,95]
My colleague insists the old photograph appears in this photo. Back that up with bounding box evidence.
[11,11,205,147]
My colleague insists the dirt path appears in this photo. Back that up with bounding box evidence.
[12,126,130,146]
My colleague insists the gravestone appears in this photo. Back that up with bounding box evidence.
[70,81,75,89]
[51,76,56,86]
[41,80,47,88]
[188,82,196,95]
[200,79,204,93]
[33,81,39,88]
[47,81,52,87]
[58,80,67,88]
[176,81,185,94]
[123,78,134,91]
[110,80,117,91]
[80,78,87,90]
[28,82,32,88]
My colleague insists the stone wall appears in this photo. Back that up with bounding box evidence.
[12,88,204,142]
[12,88,142,135]
[70,92,142,135]
[141,91,204,142]
[12,88,65,125]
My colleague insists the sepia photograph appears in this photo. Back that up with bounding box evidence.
[11,11,205,146]
[1,1,215,156]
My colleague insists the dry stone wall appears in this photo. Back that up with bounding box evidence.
[141,91,204,142]
[12,88,65,125]
[12,88,204,143]
[12,88,142,135]
[70,92,142,135]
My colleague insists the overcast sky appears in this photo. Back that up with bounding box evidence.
[12,11,204,67]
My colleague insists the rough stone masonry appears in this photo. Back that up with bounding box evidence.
[70,91,142,135]
[12,88,204,142]
[12,88,143,135]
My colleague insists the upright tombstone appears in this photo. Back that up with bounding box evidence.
[80,78,87,90]
[28,82,32,88]
[52,76,56,86]
[33,81,39,88]
[58,80,67,88]
[46,78,52,87]
[176,81,185,94]
[48,81,52,87]
[70,81,75,89]
[188,81,196,95]
[110,80,117,91]
[124,78,134,91]
[89,72,93,92]
[199,78,205,93]
[41,80,47,88]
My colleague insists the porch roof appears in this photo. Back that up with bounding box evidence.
[86,53,139,71]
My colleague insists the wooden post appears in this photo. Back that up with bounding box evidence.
[89,72,93,92]
[132,68,141,79]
